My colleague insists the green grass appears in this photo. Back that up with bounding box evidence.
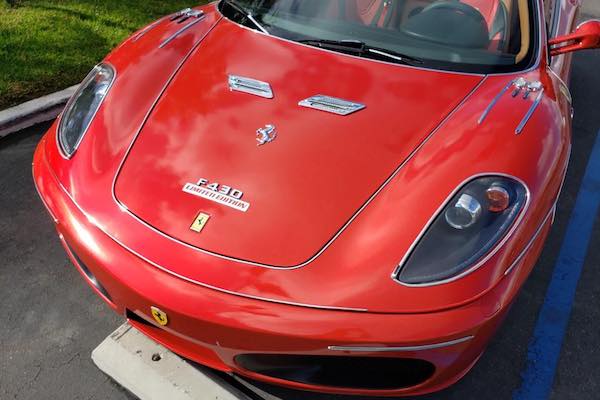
[0,0,207,109]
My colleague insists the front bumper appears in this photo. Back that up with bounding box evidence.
[33,134,552,397]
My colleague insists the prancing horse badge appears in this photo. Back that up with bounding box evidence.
[150,306,168,326]
[256,124,277,146]
[190,212,210,233]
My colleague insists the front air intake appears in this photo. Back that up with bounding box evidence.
[235,354,435,390]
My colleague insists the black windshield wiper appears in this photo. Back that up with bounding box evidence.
[298,39,424,66]
[221,0,269,34]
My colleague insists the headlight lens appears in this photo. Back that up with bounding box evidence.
[396,176,528,285]
[58,63,115,157]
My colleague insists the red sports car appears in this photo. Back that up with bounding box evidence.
[33,0,600,397]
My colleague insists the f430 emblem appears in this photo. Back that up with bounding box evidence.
[182,178,250,212]
[256,124,276,146]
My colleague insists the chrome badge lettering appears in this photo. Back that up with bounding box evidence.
[182,178,249,212]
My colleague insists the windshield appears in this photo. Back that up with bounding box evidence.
[219,0,538,74]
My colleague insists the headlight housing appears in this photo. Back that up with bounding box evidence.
[395,176,528,286]
[58,63,115,157]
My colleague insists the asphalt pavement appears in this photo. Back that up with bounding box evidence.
[2,17,600,400]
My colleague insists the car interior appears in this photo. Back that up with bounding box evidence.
[255,0,532,64]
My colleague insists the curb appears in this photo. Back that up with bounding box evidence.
[0,85,79,138]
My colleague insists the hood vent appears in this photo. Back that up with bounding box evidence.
[299,95,365,116]
[133,8,205,44]
[170,8,205,23]
[228,75,274,99]
[159,9,206,48]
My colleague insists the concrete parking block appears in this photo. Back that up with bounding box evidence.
[91,323,250,400]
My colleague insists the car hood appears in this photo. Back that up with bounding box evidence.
[114,19,484,268]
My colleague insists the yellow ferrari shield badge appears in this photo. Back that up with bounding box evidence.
[150,306,168,326]
[190,212,210,233]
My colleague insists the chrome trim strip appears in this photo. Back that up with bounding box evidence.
[56,63,117,160]
[328,336,474,352]
[215,0,543,78]
[159,17,205,49]
[391,173,531,288]
[478,79,515,124]
[504,204,555,276]
[515,88,545,134]
[111,70,487,269]
[299,95,365,116]
[228,75,273,99]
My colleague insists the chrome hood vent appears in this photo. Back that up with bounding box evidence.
[228,75,274,99]
[299,95,365,116]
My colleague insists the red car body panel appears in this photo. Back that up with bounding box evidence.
[33,134,554,396]
[33,0,587,396]
[114,20,483,267]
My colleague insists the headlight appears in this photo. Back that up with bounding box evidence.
[395,176,528,286]
[58,63,115,157]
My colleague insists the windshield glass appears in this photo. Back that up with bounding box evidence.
[219,0,538,74]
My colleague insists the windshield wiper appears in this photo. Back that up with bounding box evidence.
[298,39,424,66]
[222,0,269,34]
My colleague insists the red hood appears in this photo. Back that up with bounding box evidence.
[114,19,483,267]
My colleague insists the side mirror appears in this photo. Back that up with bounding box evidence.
[549,20,600,56]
